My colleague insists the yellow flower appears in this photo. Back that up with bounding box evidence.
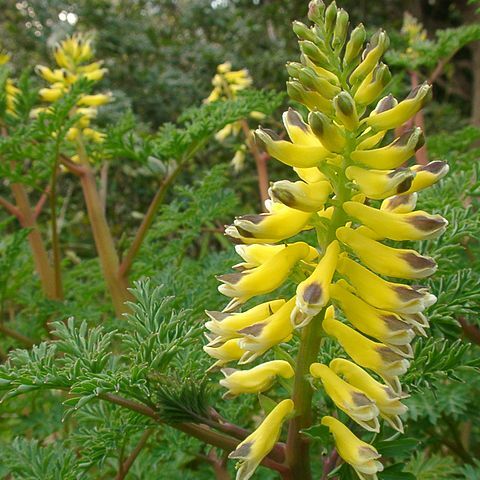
[217,242,312,310]
[322,307,410,391]
[336,255,436,314]
[205,299,286,338]
[330,358,408,433]
[336,226,437,279]
[238,297,296,363]
[321,416,383,480]
[310,363,380,432]
[269,179,332,212]
[292,240,340,326]
[220,360,294,398]
[229,399,294,480]
[203,338,246,369]
[402,161,450,194]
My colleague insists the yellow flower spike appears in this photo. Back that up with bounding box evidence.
[322,309,410,380]
[351,127,424,169]
[282,108,323,146]
[39,87,65,102]
[381,193,418,214]
[234,242,318,270]
[354,63,391,106]
[336,226,437,279]
[349,29,390,85]
[344,201,448,241]
[309,111,346,153]
[330,282,415,352]
[78,93,112,107]
[292,240,340,325]
[269,179,332,212]
[255,127,330,168]
[321,416,384,480]
[364,82,432,131]
[402,161,450,194]
[333,91,359,131]
[232,202,313,243]
[336,255,436,314]
[238,298,297,363]
[217,242,312,310]
[203,338,246,369]
[229,399,294,480]
[310,363,380,432]
[220,360,294,398]
[330,358,408,433]
[345,165,414,200]
[205,299,285,338]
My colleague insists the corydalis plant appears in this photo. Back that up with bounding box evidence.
[205,1,448,479]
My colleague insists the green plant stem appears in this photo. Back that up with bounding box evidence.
[49,145,64,299]
[118,163,182,280]
[285,312,325,480]
[10,183,57,299]
[75,141,133,316]
[0,323,35,347]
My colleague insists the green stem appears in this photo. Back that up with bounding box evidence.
[285,312,325,480]
[49,143,64,299]
[118,163,182,280]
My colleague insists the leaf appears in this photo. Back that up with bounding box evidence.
[380,463,416,480]
[375,438,419,459]
[301,424,331,443]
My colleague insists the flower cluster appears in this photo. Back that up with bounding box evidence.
[34,34,110,146]
[205,62,264,171]
[0,50,20,117]
[204,1,447,479]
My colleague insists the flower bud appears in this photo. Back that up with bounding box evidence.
[299,40,329,68]
[309,111,346,152]
[343,23,366,67]
[324,1,338,37]
[292,21,317,42]
[332,9,349,50]
[287,80,332,112]
[298,67,341,99]
[308,0,326,24]
[286,61,302,78]
[333,91,358,130]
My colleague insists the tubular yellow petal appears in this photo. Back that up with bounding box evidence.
[336,226,437,279]
[238,298,296,363]
[351,127,424,169]
[330,282,414,348]
[220,360,294,397]
[310,363,380,432]
[336,255,436,313]
[381,193,418,213]
[232,203,312,242]
[345,166,414,200]
[309,111,346,153]
[343,201,448,241]
[269,179,332,212]
[205,299,286,337]
[364,83,431,131]
[255,127,330,168]
[287,80,333,112]
[229,399,294,480]
[203,338,245,368]
[282,108,322,146]
[321,416,383,479]
[293,240,340,323]
[402,161,450,194]
[322,313,410,378]
[294,167,326,183]
[39,87,65,102]
[78,93,112,107]
[354,62,391,106]
[217,242,311,307]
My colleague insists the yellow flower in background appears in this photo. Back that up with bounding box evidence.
[34,33,110,148]
[0,49,20,116]
[229,399,294,480]
[204,2,447,477]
